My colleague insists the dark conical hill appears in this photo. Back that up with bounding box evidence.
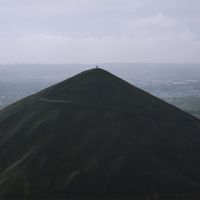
[0,68,200,199]
[41,68,156,109]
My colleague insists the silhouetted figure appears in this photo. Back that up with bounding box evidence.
[96,66,98,70]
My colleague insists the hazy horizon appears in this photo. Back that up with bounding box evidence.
[1,62,200,65]
[0,0,200,64]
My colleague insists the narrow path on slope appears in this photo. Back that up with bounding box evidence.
[39,97,97,106]
[38,96,135,114]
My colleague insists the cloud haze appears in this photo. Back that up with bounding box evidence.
[0,0,200,64]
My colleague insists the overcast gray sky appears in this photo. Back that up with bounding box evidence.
[0,0,200,64]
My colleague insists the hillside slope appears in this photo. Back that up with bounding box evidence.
[0,68,200,198]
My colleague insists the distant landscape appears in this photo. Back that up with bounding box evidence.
[0,63,200,119]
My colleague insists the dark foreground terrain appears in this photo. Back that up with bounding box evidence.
[0,69,200,199]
